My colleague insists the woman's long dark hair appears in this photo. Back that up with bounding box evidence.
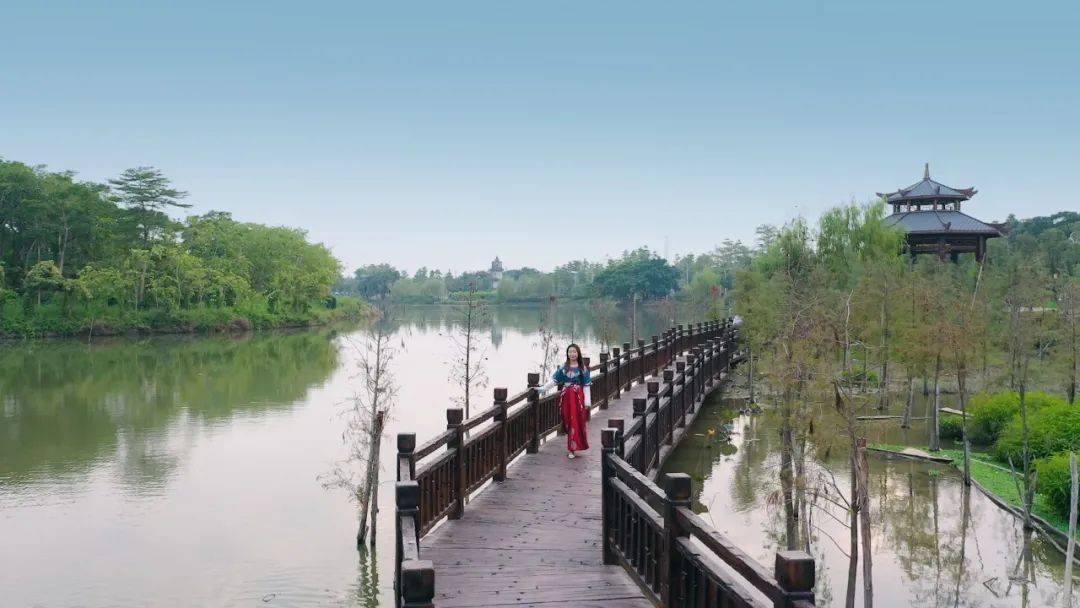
[563,343,585,372]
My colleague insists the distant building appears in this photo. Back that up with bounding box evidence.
[490,257,504,290]
[881,164,1002,262]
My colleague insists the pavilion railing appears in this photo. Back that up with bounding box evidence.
[394,319,735,607]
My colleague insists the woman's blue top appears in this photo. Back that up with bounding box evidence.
[553,364,591,386]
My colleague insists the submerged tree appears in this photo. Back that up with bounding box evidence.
[1057,277,1080,404]
[322,308,400,546]
[999,255,1051,528]
[448,282,489,418]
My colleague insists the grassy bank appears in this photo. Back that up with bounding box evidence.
[0,295,372,340]
[871,442,1076,540]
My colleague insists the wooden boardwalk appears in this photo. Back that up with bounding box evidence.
[420,379,663,608]
[393,321,815,608]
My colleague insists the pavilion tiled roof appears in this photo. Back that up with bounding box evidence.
[877,164,976,203]
[884,209,1002,236]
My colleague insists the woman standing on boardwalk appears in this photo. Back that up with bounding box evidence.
[542,344,591,459]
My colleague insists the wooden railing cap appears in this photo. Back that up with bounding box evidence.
[601,428,617,448]
[447,407,464,425]
[775,550,816,592]
[400,559,436,602]
[663,473,692,501]
[398,433,416,454]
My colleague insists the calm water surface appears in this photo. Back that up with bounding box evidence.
[1,303,674,607]
[662,392,1079,608]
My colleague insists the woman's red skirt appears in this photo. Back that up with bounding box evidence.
[560,385,590,452]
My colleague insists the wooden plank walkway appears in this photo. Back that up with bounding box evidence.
[421,376,665,608]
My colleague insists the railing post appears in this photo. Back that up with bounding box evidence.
[664,329,672,366]
[622,342,632,391]
[397,433,416,481]
[400,559,435,608]
[665,369,682,429]
[601,428,617,566]
[775,550,816,608]
[704,341,715,387]
[612,347,622,400]
[599,352,611,409]
[675,361,687,419]
[690,348,702,399]
[662,473,692,608]
[686,352,697,404]
[648,381,667,451]
[527,373,540,454]
[396,481,434,608]
[632,397,647,473]
[637,339,646,384]
[677,325,684,353]
[493,387,508,482]
[447,407,465,519]
[608,417,625,458]
[651,335,660,376]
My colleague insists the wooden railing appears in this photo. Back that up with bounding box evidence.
[393,319,737,607]
[598,336,817,608]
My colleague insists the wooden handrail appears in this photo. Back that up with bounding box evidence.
[600,448,816,608]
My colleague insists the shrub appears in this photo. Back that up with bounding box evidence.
[940,414,964,440]
[993,397,1080,464]
[968,391,1061,445]
[1036,453,1076,518]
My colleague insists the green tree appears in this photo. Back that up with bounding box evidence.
[593,247,677,300]
[353,264,403,300]
[108,167,190,245]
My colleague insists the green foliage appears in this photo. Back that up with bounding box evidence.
[496,273,555,302]
[993,396,1079,463]
[965,391,1063,444]
[840,368,879,386]
[939,414,964,440]
[389,276,448,303]
[0,159,351,337]
[593,247,678,300]
[1035,452,1078,517]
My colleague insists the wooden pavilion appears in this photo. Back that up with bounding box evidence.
[881,164,1002,262]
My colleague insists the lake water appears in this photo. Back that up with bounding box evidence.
[661,391,1079,608]
[0,303,676,607]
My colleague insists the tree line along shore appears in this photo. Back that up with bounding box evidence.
[0,158,369,339]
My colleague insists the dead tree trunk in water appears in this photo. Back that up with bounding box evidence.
[357,410,385,545]
[747,351,756,403]
[856,438,873,608]
[929,353,942,452]
[900,376,914,429]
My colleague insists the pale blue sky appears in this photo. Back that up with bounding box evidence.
[2,1,1077,273]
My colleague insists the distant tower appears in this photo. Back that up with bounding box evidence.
[880,164,1002,262]
[490,256,504,290]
